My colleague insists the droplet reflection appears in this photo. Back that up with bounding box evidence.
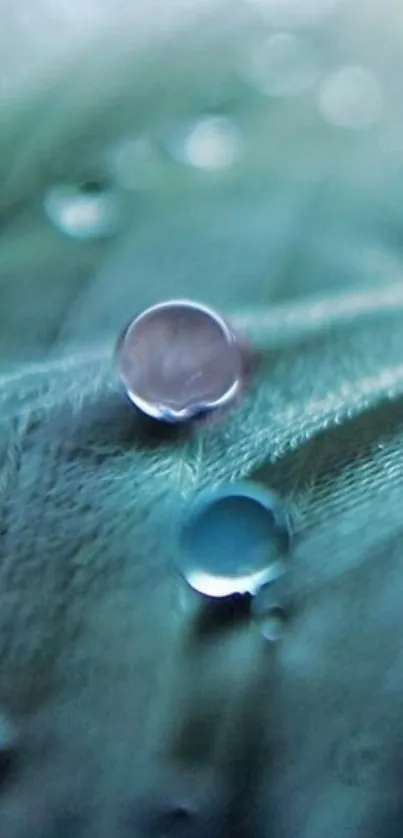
[259,607,286,641]
[116,299,243,422]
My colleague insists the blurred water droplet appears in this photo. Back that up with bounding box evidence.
[107,135,163,190]
[246,0,341,28]
[246,32,319,98]
[318,66,382,129]
[44,183,121,240]
[172,116,241,171]
[258,607,287,641]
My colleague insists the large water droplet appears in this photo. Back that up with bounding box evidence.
[116,300,243,422]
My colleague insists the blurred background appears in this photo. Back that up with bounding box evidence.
[1,0,402,364]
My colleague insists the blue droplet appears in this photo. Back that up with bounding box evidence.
[179,482,290,598]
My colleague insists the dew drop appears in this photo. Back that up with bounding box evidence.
[252,581,288,642]
[179,483,290,598]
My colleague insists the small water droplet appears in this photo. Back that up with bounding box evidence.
[252,579,288,641]
[116,300,243,422]
[257,605,287,641]
[44,182,121,240]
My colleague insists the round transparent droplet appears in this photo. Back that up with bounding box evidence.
[179,483,290,598]
[257,607,286,642]
[245,32,319,98]
[171,116,241,171]
[116,300,243,422]
[44,183,121,240]
[252,580,287,642]
[318,66,382,129]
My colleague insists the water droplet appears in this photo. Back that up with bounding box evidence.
[44,182,121,240]
[259,607,287,641]
[245,32,319,98]
[171,116,241,171]
[318,66,382,129]
[252,580,288,641]
[116,300,243,423]
[179,483,290,598]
